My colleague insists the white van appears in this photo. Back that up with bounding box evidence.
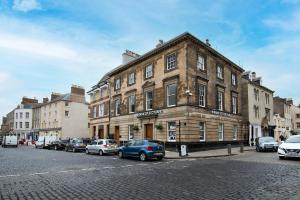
[2,135,18,148]
[35,135,57,149]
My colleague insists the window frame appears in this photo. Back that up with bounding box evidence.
[128,72,135,86]
[145,64,153,79]
[167,121,177,142]
[231,94,238,114]
[231,73,237,86]
[166,53,177,71]
[145,90,153,111]
[218,123,224,141]
[128,94,136,113]
[99,103,105,117]
[233,125,238,141]
[197,54,205,71]
[115,78,121,90]
[217,90,224,111]
[128,125,134,140]
[199,84,206,107]
[167,83,177,107]
[199,122,206,142]
[216,65,224,80]
[115,98,121,116]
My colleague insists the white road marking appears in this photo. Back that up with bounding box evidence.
[0,174,21,178]
[29,172,49,176]
[103,166,115,169]
[57,170,75,173]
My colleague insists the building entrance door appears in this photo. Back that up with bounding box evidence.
[145,124,153,139]
[114,126,120,144]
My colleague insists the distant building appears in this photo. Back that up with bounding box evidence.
[273,97,293,141]
[37,85,89,139]
[241,71,275,146]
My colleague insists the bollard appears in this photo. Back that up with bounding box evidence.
[240,144,244,153]
[227,144,232,155]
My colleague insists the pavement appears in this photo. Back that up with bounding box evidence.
[165,146,256,159]
[0,146,300,200]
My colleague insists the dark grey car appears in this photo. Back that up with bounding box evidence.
[255,137,279,152]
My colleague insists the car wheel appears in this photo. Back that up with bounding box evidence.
[99,150,104,156]
[139,152,147,161]
[157,156,163,161]
[118,151,123,159]
[72,148,76,153]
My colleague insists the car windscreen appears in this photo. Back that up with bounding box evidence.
[286,136,300,143]
[260,137,275,142]
[107,140,117,144]
[82,139,91,144]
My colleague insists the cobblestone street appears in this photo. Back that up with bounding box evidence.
[0,146,300,200]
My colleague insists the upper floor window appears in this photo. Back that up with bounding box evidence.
[232,95,237,114]
[167,84,177,107]
[128,72,135,85]
[128,95,136,113]
[99,104,105,117]
[20,112,23,119]
[93,106,97,118]
[16,113,18,119]
[217,65,223,79]
[15,122,17,129]
[65,111,69,117]
[254,89,259,101]
[145,91,153,111]
[25,112,29,119]
[296,114,300,118]
[231,73,237,86]
[145,64,153,79]
[166,53,177,70]
[217,91,224,111]
[265,94,270,105]
[19,122,22,129]
[115,78,121,90]
[115,99,121,116]
[254,106,259,118]
[25,122,29,129]
[65,102,69,106]
[197,55,205,70]
[199,84,206,107]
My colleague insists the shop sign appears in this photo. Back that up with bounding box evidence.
[211,110,232,117]
[137,110,163,118]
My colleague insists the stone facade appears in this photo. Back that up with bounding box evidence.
[273,97,292,141]
[89,33,247,147]
[241,72,275,145]
[291,104,300,134]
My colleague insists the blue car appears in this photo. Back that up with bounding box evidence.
[118,139,165,161]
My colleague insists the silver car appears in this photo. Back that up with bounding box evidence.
[255,137,279,152]
[86,139,119,156]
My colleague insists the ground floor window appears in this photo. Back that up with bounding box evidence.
[199,122,206,141]
[167,122,176,142]
[128,125,134,140]
[218,123,224,141]
[233,125,238,140]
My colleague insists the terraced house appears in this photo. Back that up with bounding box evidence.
[90,32,247,148]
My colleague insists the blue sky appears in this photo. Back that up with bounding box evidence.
[1,0,300,121]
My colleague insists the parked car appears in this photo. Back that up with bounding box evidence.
[118,139,165,161]
[86,139,118,156]
[278,135,300,159]
[35,136,58,149]
[48,139,69,150]
[65,138,91,152]
[2,135,18,148]
[255,137,278,152]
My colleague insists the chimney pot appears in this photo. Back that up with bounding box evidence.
[206,39,211,47]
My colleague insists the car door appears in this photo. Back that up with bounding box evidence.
[123,140,135,157]
[96,141,103,153]
[132,140,145,157]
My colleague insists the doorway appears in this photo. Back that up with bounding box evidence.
[145,124,153,139]
[114,126,120,144]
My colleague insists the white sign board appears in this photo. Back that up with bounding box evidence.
[181,145,187,156]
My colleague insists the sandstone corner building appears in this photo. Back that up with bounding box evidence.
[88,32,248,149]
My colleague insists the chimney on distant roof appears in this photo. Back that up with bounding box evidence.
[122,50,140,65]
[205,39,211,47]
[242,71,251,80]
[70,85,85,103]
[43,98,49,103]
[51,93,62,101]
[251,72,256,80]
[21,97,38,104]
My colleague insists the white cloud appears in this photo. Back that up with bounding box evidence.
[12,0,41,12]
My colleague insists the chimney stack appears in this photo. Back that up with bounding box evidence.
[21,97,38,104]
[70,85,85,103]
[51,93,62,101]
[251,72,256,80]
[156,40,164,48]
[206,39,211,47]
[43,98,49,103]
[122,50,140,65]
